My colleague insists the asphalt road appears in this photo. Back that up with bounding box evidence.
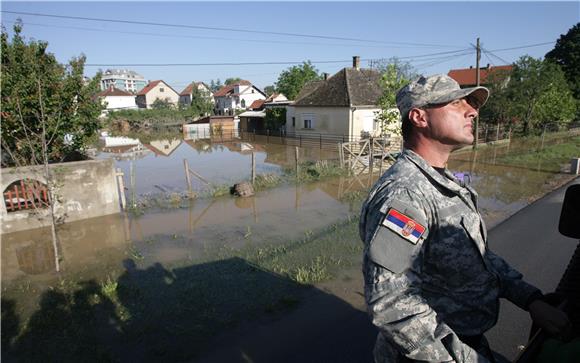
[196,177,579,363]
[486,177,580,360]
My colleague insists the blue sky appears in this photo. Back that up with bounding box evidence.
[2,1,579,92]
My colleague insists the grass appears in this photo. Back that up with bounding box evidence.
[496,136,580,172]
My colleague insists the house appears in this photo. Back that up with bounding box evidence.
[143,139,182,157]
[240,93,290,132]
[96,86,138,116]
[135,80,180,109]
[213,80,267,115]
[100,69,147,93]
[179,82,214,107]
[448,64,513,88]
[182,115,237,141]
[286,56,383,138]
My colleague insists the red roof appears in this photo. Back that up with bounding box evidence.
[213,80,251,97]
[180,83,194,96]
[249,99,265,110]
[448,65,513,86]
[137,80,163,95]
[97,86,134,97]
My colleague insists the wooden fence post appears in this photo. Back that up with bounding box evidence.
[496,123,500,141]
[116,168,127,210]
[295,146,300,176]
[183,159,193,196]
[251,152,256,184]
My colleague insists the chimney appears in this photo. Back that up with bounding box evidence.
[353,56,360,70]
[323,72,329,80]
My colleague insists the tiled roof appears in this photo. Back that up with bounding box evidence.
[213,80,252,97]
[294,68,383,107]
[448,65,513,86]
[249,99,265,110]
[97,86,134,97]
[180,83,194,96]
[137,80,163,95]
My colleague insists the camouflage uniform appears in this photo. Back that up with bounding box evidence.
[359,149,541,362]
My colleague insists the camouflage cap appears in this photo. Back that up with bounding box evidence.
[396,74,489,120]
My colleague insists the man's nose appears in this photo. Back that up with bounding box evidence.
[464,100,478,118]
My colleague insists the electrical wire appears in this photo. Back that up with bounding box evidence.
[1,10,462,48]
[0,19,457,50]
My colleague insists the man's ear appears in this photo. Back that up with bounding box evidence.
[408,108,428,129]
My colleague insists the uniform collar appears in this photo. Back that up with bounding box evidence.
[401,149,478,210]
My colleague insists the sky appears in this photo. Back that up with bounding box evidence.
[1,1,579,93]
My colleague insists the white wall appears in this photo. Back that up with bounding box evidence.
[145,82,179,109]
[103,95,137,111]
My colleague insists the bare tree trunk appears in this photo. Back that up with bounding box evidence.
[38,81,61,272]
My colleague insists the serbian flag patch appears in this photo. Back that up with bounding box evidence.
[382,208,426,244]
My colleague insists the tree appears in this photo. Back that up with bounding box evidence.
[151,98,174,110]
[479,68,515,126]
[1,23,103,272]
[375,62,413,136]
[263,85,276,96]
[225,77,242,85]
[264,108,286,130]
[371,56,418,80]
[545,23,580,100]
[209,79,222,92]
[189,87,214,117]
[275,61,322,100]
[1,22,103,167]
[507,56,576,134]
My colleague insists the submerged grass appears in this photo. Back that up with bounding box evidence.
[496,136,580,172]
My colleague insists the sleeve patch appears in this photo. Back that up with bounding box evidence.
[383,208,426,245]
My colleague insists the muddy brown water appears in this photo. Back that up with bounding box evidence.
[2,135,576,358]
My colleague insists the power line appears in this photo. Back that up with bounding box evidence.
[481,48,511,65]
[1,10,462,48]
[0,19,456,50]
[85,60,355,67]
[486,41,554,52]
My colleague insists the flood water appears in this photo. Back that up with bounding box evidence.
[2,132,577,357]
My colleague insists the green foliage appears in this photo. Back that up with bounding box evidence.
[545,23,580,100]
[188,86,214,117]
[225,77,242,85]
[375,62,413,136]
[264,107,286,130]
[507,56,576,134]
[275,61,322,100]
[151,97,175,110]
[1,22,104,166]
[263,85,276,96]
[209,78,222,92]
[479,68,515,126]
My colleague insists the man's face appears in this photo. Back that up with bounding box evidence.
[422,97,478,148]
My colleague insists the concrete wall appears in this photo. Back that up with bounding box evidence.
[352,107,381,137]
[103,95,138,111]
[1,159,120,234]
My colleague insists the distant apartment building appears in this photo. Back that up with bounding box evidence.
[100,69,147,93]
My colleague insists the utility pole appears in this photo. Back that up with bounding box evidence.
[474,37,481,149]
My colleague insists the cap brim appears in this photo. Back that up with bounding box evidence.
[431,86,489,109]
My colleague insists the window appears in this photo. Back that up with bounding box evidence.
[302,113,315,129]
[292,117,296,127]
[241,99,246,108]
[251,89,255,93]
[160,87,165,92]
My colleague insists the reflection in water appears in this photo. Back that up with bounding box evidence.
[3,134,576,350]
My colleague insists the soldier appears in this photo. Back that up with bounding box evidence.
[359,74,571,362]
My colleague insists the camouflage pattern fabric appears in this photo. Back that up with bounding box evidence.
[360,149,540,362]
[395,74,489,120]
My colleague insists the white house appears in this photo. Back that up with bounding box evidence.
[179,82,214,107]
[100,69,147,93]
[286,56,385,139]
[135,80,180,109]
[96,86,138,117]
[214,80,267,115]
